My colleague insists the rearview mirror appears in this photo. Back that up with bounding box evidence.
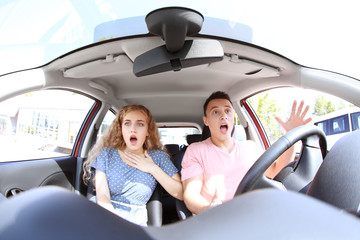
[133,39,224,77]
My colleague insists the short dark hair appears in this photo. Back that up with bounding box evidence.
[203,91,232,116]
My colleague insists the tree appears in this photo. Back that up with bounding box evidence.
[313,96,335,116]
[249,93,282,143]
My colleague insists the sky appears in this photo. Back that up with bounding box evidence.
[97,0,360,79]
[1,0,360,81]
[0,0,359,145]
[1,0,359,164]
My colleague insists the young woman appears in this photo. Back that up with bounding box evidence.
[83,104,183,226]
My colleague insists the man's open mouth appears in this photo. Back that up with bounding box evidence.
[220,124,228,134]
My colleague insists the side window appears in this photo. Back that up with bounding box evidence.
[96,110,116,140]
[234,112,246,142]
[328,115,349,135]
[315,120,329,135]
[350,112,360,131]
[247,87,357,150]
[0,90,95,162]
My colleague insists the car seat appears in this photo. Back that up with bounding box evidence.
[175,124,245,220]
[0,193,6,202]
[86,168,163,226]
[306,130,360,216]
[186,134,202,145]
[160,144,181,224]
[201,124,238,140]
[173,133,204,220]
[146,184,163,226]
[164,144,180,157]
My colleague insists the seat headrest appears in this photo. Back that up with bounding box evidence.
[201,125,211,141]
[307,130,360,215]
[201,124,237,141]
[186,134,202,145]
[164,144,179,156]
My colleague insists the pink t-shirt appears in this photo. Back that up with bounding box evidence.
[181,138,263,203]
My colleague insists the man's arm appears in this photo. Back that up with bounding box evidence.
[265,100,312,178]
[182,174,221,214]
[265,147,296,178]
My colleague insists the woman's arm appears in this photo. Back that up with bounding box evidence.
[150,166,184,200]
[94,169,116,213]
[123,151,184,200]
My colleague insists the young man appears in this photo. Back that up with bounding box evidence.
[181,91,311,214]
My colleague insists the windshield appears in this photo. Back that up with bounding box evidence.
[1,0,360,79]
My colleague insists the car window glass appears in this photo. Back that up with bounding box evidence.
[94,114,202,147]
[233,112,246,142]
[96,110,116,141]
[350,112,360,131]
[159,127,201,146]
[247,87,358,151]
[0,90,95,162]
[158,113,244,146]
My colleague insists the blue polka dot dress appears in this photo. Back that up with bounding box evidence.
[91,147,178,226]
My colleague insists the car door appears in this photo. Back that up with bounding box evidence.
[0,89,99,198]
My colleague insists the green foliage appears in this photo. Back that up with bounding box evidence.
[97,36,114,42]
[249,93,283,143]
[234,110,241,125]
[313,96,335,116]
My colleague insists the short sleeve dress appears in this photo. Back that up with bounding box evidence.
[91,147,178,226]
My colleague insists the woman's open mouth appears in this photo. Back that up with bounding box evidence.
[130,135,138,145]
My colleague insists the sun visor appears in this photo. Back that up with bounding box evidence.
[133,39,224,77]
[63,54,132,78]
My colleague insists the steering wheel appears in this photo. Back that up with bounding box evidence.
[236,125,327,195]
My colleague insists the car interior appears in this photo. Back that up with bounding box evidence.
[0,6,360,239]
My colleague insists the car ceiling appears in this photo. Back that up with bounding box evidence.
[42,34,299,126]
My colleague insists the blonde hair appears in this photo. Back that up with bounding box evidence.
[83,104,163,185]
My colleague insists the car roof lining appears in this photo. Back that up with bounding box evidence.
[40,34,360,129]
[43,36,287,125]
